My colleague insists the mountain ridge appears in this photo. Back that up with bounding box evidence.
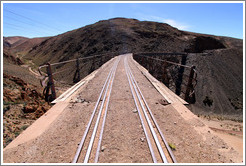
[3,17,243,120]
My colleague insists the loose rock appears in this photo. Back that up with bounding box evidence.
[158,99,170,106]
[101,145,106,152]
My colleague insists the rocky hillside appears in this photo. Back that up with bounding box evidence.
[3,37,51,148]
[4,36,49,55]
[4,17,243,122]
[24,18,193,65]
[3,72,50,147]
[21,17,243,120]
[3,36,29,46]
[186,42,243,121]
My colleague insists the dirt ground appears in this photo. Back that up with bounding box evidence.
[200,116,243,162]
[3,54,243,163]
[98,56,152,163]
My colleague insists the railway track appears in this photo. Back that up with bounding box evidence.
[72,56,120,163]
[124,55,177,163]
[72,54,176,163]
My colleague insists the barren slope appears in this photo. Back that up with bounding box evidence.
[24,18,191,65]
[4,17,243,128]
[4,36,49,54]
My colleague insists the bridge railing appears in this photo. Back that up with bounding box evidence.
[38,53,116,102]
[133,52,197,103]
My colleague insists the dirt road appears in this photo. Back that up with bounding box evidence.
[3,54,242,163]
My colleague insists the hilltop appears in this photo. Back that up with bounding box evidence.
[3,17,243,126]
[20,18,243,120]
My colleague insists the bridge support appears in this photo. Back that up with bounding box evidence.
[44,63,56,102]
[185,66,196,102]
[73,58,81,83]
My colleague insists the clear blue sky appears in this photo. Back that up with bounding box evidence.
[2,2,244,39]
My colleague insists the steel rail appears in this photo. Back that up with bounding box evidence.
[136,54,198,81]
[125,57,168,163]
[39,54,102,69]
[94,57,121,163]
[84,57,119,163]
[72,58,117,163]
[39,52,115,69]
[137,54,192,68]
[124,57,157,163]
[128,58,177,163]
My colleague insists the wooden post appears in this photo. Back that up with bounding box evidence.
[46,63,56,101]
[185,66,195,101]
[73,58,81,83]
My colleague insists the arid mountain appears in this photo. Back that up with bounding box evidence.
[3,36,29,45]
[13,37,50,54]
[24,18,194,65]
[24,18,236,65]
[3,36,49,55]
[4,17,243,121]
[3,37,11,48]
[3,49,24,65]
